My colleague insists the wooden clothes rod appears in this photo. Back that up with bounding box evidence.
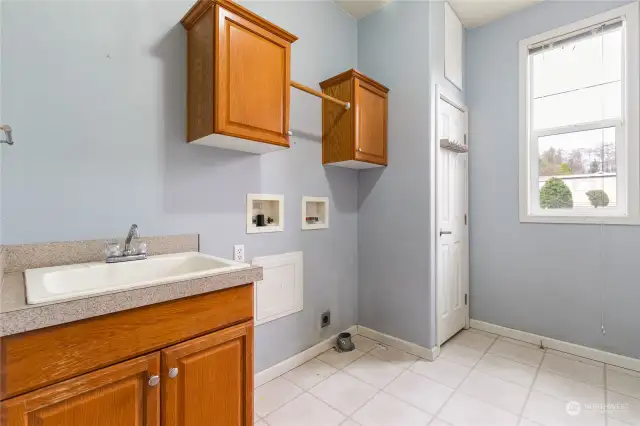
[291,80,350,110]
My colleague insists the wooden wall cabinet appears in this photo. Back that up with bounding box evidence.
[320,69,389,168]
[1,285,254,426]
[181,0,298,154]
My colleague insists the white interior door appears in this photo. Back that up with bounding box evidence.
[437,96,469,346]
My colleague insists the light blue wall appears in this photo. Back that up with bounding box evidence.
[466,0,640,358]
[356,1,466,350]
[1,0,359,371]
[357,1,434,348]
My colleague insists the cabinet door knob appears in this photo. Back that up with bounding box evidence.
[148,375,160,387]
[168,368,179,378]
[287,130,293,136]
[357,148,362,152]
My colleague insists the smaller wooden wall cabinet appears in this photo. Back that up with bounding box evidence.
[320,69,389,168]
[181,0,298,154]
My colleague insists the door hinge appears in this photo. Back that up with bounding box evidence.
[465,294,468,306]
[464,133,467,146]
[464,214,467,225]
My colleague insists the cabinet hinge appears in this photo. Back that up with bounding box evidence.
[465,294,468,306]
[464,133,467,146]
[464,214,467,225]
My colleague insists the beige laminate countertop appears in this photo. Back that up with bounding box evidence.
[0,265,262,337]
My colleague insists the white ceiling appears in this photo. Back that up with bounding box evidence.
[335,0,541,28]
[335,0,393,20]
[448,0,541,28]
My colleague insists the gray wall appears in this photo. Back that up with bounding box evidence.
[1,0,359,371]
[466,0,640,358]
[357,1,433,348]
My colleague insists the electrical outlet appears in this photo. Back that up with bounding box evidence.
[233,245,245,262]
[320,311,331,328]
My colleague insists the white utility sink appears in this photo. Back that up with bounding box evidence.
[25,252,250,305]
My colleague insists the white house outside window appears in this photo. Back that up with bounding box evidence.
[519,3,640,224]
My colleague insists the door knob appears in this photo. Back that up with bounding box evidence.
[287,130,293,136]
[439,229,452,236]
[168,368,179,379]
[148,375,160,387]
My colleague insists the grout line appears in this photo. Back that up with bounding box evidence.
[266,331,570,426]
[346,388,383,423]
[517,349,547,424]
[346,356,412,423]
[276,336,407,425]
[259,348,359,423]
[341,344,409,423]
[261,333,635,426]
[424,333,500,424]
[278,358,347,421]
[534,358,607,389]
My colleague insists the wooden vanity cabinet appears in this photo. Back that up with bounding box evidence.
[320,69,389,168]
[1,285,254,426]
[181,0,298,153]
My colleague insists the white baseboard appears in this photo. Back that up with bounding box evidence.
[358,326,440,361]
[471,319,640,373]
[254,325,358,388]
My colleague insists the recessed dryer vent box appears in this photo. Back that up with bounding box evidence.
[247,194,284,234]
[302,196,329,230]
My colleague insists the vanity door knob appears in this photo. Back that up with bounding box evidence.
[148,375,160,387]
[168,368,179,378]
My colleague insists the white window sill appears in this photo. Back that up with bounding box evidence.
[520,214,640,225]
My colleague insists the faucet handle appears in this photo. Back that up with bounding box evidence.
[104,241,122,258]
[133,241,148,255]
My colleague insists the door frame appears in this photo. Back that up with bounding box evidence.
[431,84,470,349]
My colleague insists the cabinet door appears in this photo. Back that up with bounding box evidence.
[215,6,290,148]
[1,353,160,426]
[162,322,253,426]
[354,79,387,165]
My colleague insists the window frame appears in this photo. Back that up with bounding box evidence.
[519,2,640,225]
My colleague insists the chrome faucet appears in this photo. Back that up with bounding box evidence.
[106,224,148,263]
[123,224,140,256]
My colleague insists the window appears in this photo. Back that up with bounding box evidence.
[519,3,640,224]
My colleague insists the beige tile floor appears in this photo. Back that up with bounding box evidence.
[254,330,640,426]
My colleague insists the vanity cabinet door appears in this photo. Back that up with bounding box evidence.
[1,353,160,426]
[162,321,253,426]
